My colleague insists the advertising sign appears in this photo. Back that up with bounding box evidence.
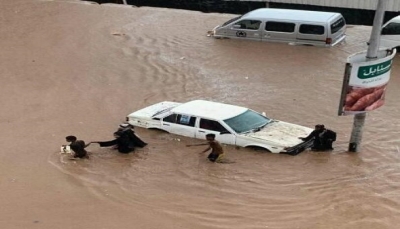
[338,49,396,116]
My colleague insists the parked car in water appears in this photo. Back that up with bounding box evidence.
[380,15,400,49]
[126,100,314,155]
[209,8,346,47]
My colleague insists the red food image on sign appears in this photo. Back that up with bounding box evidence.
[343,84,387,112]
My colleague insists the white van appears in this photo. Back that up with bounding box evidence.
[380,16,400,49]
[210,8,346,47]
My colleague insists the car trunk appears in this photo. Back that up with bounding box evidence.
[127,101,181,119]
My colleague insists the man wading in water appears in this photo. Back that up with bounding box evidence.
[64,135,91,159]
[92,127,147,154]
[299,124,336,151]
[187,133,225,163]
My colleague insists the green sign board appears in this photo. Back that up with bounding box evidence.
[357,59,392,79]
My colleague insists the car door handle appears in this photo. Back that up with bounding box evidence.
[163,123,170,126]
[198,130,205,133]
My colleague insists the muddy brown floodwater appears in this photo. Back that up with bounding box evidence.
[2,1,400,228]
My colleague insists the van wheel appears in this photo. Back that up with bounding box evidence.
[245,146,271,152]
[148,128,169,133]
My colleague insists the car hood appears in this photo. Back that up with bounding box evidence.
[127,101,181,119]
[243,121,313,147]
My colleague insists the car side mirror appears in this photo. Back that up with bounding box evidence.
[220,131,231,135]
[233,24,241,29]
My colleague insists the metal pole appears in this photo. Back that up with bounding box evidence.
[122,0,127,5]
[348,0,387,152]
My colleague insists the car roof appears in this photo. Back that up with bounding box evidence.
[387,15,400,23]
[242,8,339,23]
[171,100,247,120]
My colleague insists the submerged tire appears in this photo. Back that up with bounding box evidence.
[245,146,271,153]
[148,128,169,133]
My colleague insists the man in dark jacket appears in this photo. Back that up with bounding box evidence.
[118,123,147,148]
[299,124,336,151]
[93,128,147,154]
[94,131,132,154]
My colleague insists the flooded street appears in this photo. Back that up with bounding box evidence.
[2,1,400,228]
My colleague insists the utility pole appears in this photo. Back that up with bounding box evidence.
[348,0,388,152]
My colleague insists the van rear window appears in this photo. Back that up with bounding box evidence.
[299,24,325,35]
[265,21,295,33]
[331,17,345,34]
[382,22,400,35]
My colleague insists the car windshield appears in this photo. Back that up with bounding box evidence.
[222,15,242,27]
[223,109,271,134]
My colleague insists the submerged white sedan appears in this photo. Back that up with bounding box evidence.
[126,100,314,155]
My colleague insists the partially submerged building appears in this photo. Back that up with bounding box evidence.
[97,0,400,25]
[224,0,400,25]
